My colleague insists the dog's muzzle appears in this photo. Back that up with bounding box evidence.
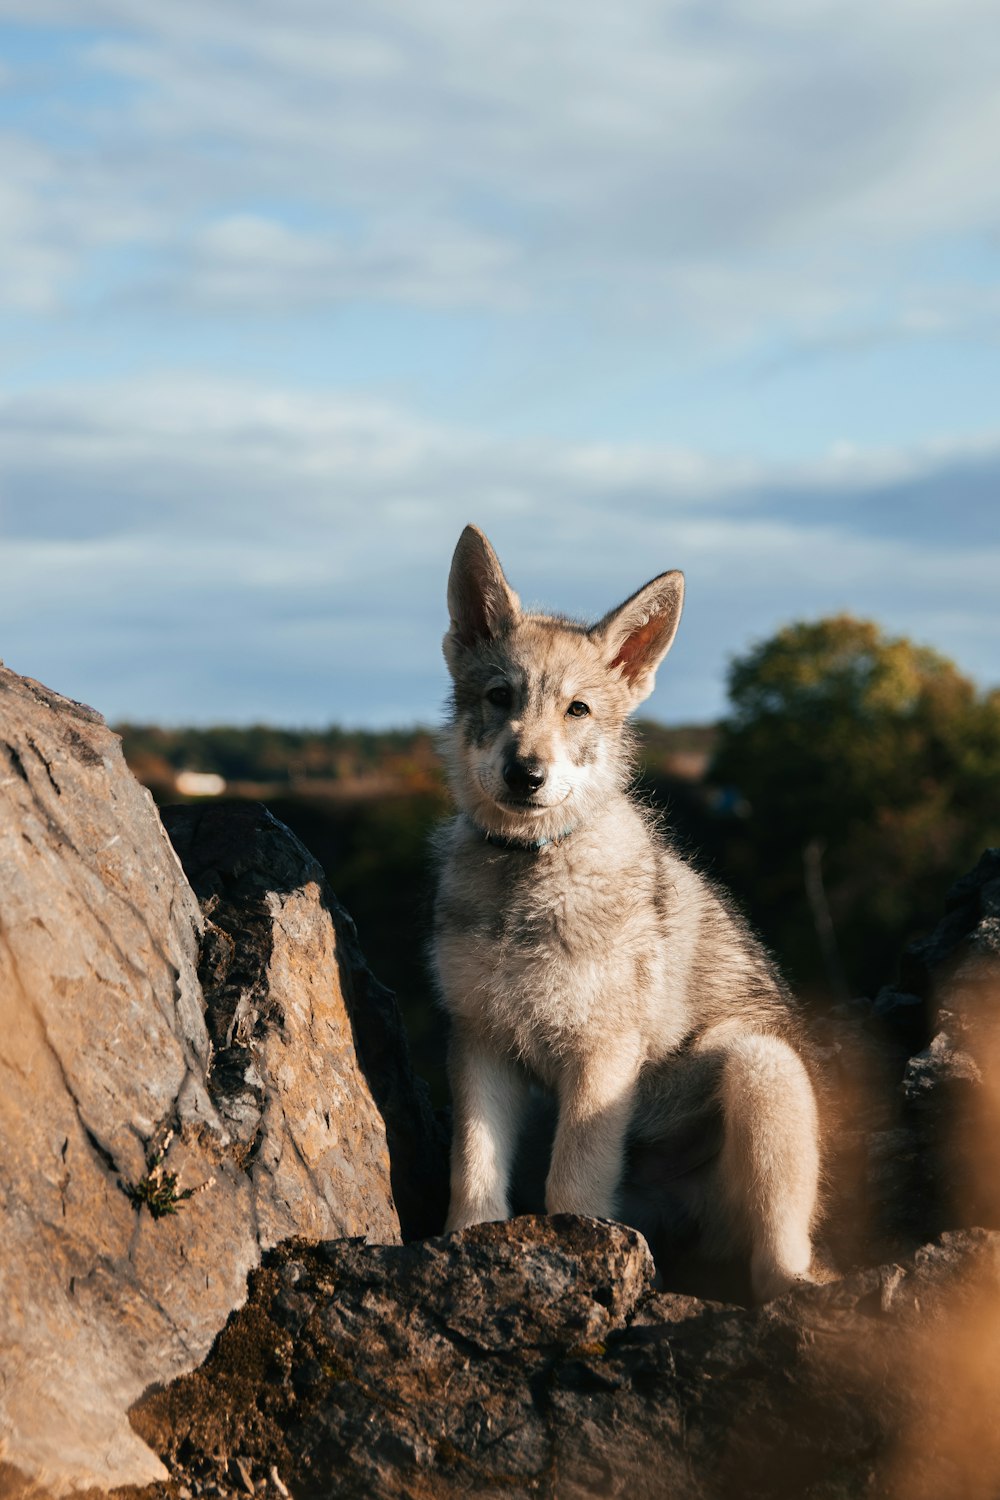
[502,755,546,800]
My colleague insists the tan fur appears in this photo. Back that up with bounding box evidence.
[432,525,821,1301]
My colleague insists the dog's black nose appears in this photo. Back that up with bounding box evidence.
[503,756,546,797]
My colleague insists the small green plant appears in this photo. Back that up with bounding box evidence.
[121,1130,214,1219]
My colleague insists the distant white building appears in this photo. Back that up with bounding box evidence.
[174,770,227,797]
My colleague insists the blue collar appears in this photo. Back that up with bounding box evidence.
[473,821,578,853]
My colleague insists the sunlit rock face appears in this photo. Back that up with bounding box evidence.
[159,799,448,1251]
[0,665,427,1495]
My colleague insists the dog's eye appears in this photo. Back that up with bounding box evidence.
[566,700,590,718]
[486,685,512,709]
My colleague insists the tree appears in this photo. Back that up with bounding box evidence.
[710,615,1000,1001]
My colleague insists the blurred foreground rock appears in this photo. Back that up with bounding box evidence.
[0,666,444,1496]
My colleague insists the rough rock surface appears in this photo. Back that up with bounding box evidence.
[160,802,447,1246]
[0,668,436,1495]
[126,1218,1000,1500]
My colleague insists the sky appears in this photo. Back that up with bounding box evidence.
[1,0,998,728]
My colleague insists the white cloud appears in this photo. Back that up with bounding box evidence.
[169,213,521,310]
[1,0,999,339]
[0,136,79,312]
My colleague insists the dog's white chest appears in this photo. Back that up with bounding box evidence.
[435,841,659,1079]
[443,932,606,1080]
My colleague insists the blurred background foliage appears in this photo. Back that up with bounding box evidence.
[711,615,1000,1005]
[121,615,1000,1104]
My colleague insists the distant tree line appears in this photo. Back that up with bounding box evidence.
[117,720,714,796]
[118,723,446,795]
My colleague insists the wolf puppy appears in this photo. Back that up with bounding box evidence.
[433,525,820,1300]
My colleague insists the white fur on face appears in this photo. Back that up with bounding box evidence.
[474,732,587,814]
[448,653,627,840]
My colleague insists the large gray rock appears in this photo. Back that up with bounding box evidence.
[0,668,413,1494]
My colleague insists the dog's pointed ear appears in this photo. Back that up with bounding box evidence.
[445,525,521,665]
[590,570,685,706]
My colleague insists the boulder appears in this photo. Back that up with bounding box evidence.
[127,1218,1000,1500]
[0,667,439,1495]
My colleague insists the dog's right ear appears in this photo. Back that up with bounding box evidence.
[444,525,521,666]
[590,569,685,707]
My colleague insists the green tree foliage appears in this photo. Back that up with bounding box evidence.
[711,615,1000,1000]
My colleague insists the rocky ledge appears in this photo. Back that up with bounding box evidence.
[1,662,998,1499]
[125,1220,1000,1500]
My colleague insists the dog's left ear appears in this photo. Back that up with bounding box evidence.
[590,570,685,706]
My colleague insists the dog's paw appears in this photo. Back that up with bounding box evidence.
[750,1240,819,1303]
[751,1256,843,1302]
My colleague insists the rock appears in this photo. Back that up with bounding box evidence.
[0,668,435,1495]
[158,800,401,1250]
[875,848,1000,1075]
[902,848,1000,997]
[1,667,221,1492]
[126,1216,657,1498]
[159,802,448,1244]
[126,1218,1000,1500]
[866,849,1000,1245]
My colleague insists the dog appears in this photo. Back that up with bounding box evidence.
[431,525,821,1301]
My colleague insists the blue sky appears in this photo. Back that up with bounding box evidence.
[1,0,998,726]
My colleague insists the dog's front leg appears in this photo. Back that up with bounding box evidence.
[546,1036,642,1220]
[446,1024,527,1232]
